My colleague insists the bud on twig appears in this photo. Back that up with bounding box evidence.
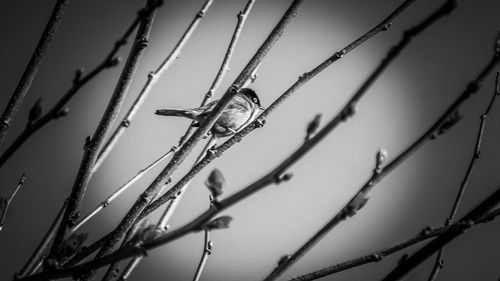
[207,216,232,230]
[435,110,463,137]
[205,169,225,197]
[305,114,321,141]
[375,148,388,171]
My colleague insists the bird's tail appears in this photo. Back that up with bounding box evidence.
[155,109,198,120]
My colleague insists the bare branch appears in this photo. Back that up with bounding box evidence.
[192,230,212,281]
[0,173,26,231]
[17,201,67,278]
[93,0,216,171]
[70,149,175,234]
[290,209,500,281]
[48,0,161,263]
[0,0,70,148]
[179,0,257,146]
[427,71,500,280]
[382,183,500,281]
[0,2,158,169]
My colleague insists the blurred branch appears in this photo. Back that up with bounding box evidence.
[17,201,67,278]
[0,0,69,149]
[93,0,216,172]
[0,173,26,231]
[48,0,161,265]
[382,183,500,281]
[427,71,500,281]
[290,209,500,281]
[0,1,155,169]
[193,229,212,281]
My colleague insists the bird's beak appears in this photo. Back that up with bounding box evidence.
[258,105,265,110]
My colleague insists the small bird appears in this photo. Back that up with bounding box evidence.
[155,88,263,138]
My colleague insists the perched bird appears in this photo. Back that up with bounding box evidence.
[155,88,263,138]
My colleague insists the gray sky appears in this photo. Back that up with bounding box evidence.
[0,0,499,280]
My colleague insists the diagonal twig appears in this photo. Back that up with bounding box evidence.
[289,210,500,281]
[0,2,155,170]
[16,201,68,278]
[48,0,162,263]
[0,0,70,149]
[381,183,500,281]
[93,0,216,172]
[427,71,500,281]
[0,173,27,231]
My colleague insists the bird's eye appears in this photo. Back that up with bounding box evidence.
[253,98,258,103]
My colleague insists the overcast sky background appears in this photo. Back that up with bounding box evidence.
[0,0,499,280]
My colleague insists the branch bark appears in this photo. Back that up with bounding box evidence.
[0,0,70,148]
[93,0,216,172]
[48,0,161,262]
[427,71,500,281]
[0,2,154,169]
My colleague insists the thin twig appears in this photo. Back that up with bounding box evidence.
[427,71,500,281]
[0,173,26,231]
[70,148,176,234]
[116,256,143,281]
[152,0,256,239]
[85,1,303,279]
[0,0,70,148]
[93,0,216,172]
[381,183,500,281]
[193,229,212,281]
[48,0,161,263]
[0,2,155,169]
[289,209,500,281]
[178,0,256,146]
[16,201,68,278]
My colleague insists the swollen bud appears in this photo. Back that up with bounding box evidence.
[436,110,463,137]
[207,216,232,230]
[205,169,225,197]
[376,148,388,170]
[305,114,321,141]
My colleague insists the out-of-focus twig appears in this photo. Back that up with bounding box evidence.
[0,173,26,231]
[192,229,212,281]
[427,71,500,281]
[16,201,67,278]
[290,208,500,281]
[0,0,69,149]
